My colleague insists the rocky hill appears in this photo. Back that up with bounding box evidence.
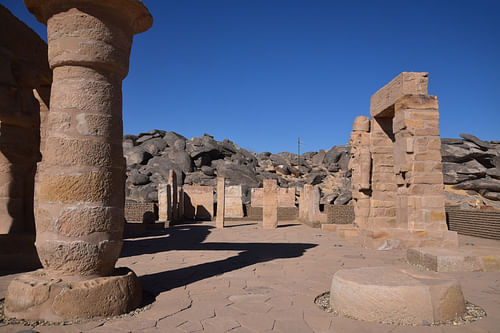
[123,130,500,209]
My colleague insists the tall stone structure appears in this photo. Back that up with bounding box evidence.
[6,0,153,321]
[262,179,278,229]
[298,184,327,226]
[348,116,371,229]
[349,72,458,249]
[216,177,225,228]
[0,5,52,269]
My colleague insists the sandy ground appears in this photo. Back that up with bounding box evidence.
[1,221,499,333]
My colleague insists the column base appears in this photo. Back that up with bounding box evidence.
[5,267,142,322]
[359,228,458,249]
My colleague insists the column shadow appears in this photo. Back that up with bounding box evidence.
[120,224,316,298]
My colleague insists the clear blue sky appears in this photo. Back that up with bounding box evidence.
[3,0,499,153]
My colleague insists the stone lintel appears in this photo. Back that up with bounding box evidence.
[370,72,428,118]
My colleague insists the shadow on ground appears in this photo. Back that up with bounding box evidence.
[120,224,316,299]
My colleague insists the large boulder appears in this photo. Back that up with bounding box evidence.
[141,137,167,156]
[124,146,152,165]
[216,163,259,187]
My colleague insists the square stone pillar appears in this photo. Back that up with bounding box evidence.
[216,177,225,228]
[263,179,278,229]
[393,95,448,232]
[168,170,178,222]
[158,183,168,222]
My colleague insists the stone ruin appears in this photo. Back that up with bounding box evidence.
[349,72,458,249]
[4,0,153,321]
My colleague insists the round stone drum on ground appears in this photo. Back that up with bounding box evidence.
[330,266,466,325]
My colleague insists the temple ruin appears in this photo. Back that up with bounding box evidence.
[349,72,458,249]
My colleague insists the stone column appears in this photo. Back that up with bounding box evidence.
[348,116,371,229]
[263,179,278,229]
[6,0,152,321]
[216,177,225,228]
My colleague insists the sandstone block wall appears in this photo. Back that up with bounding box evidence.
[446,206,500,240]
[251,187,296,207]
[124,202,156,223]
[349,72,457,249]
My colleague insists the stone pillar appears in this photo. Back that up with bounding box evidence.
[348,116,371,229]
[299,184,327,226]
[158,183,168,222]
[169,170,178,221]
[6,0,152,321]
[216,177,225,228]
[393,95,448,232]
[225,185,244,218]
[262,179,278,229]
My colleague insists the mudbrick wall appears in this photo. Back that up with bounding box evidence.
[446,206,500,240]
[326,205,355,224]
[125,202,157,223]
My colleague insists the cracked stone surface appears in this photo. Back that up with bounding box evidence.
[1,221,500,332]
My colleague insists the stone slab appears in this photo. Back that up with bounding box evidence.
[224,185,244,218]
[407,246,500,272]
[183,185,214,220]
[262,179,278,229]
[330,266,465,325]
[359,228,458,250]
[251,187,296,207]
[370,72,428,118]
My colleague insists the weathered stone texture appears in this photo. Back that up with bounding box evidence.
[370,72,428,117]
[262,179,278,229]
[330,267,465,325]
[298,184,327,226]
[251,187,296,207]
[225,185,244,218]
[216,177,225,228]
[348,73,457,249]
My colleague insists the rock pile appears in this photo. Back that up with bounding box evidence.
[124,130,352,205]
[441,134,500,208]
[124,130,500,209]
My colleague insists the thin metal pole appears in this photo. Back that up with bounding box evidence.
[298,137,301,172]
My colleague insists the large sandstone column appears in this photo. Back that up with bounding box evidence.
[6,0,152,321]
